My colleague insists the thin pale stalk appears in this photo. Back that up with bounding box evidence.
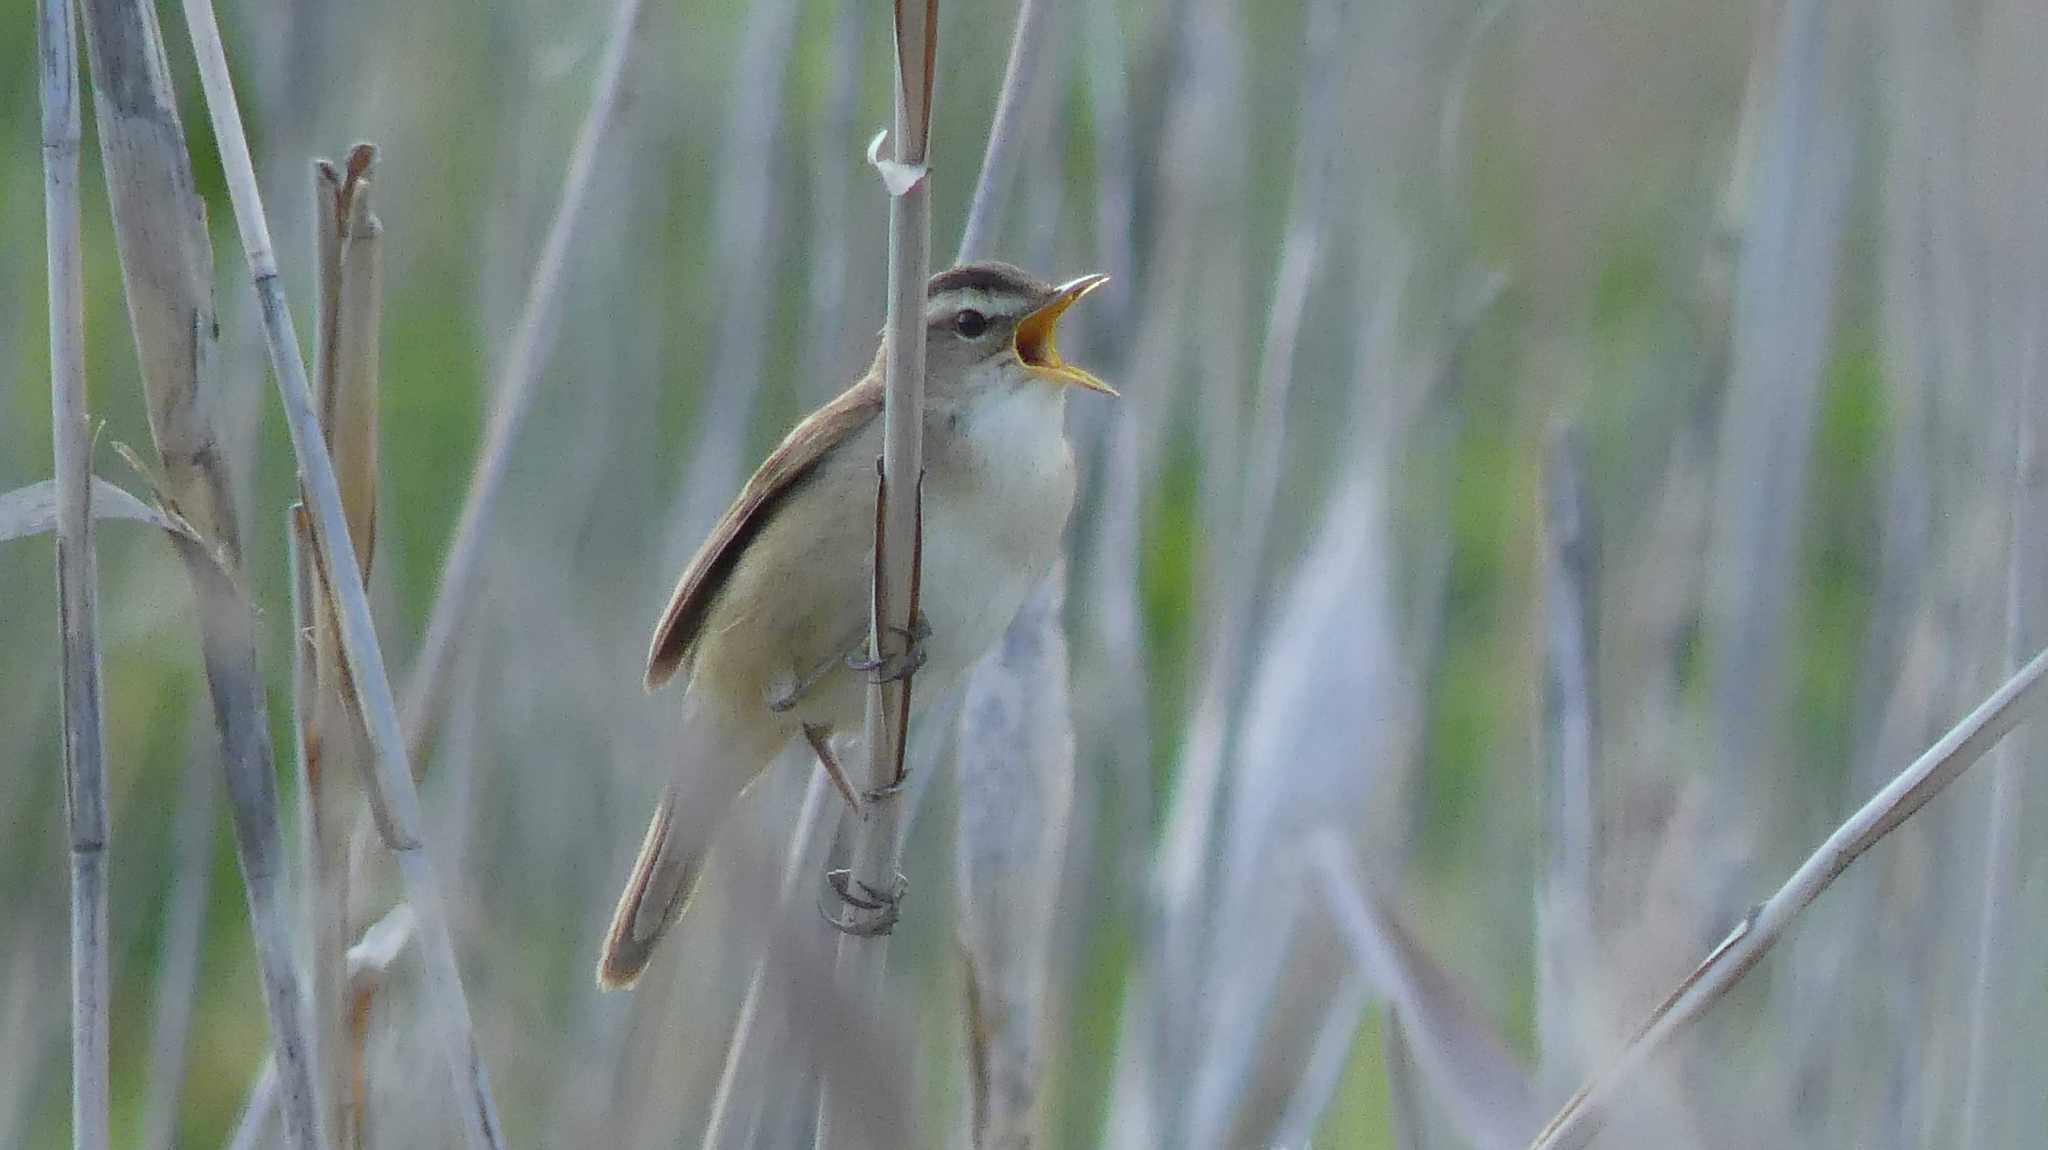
[1537,422,1597,1092]
[76,0,322,1145]
[698,5,867,1136]
[0,938,58,1147]
[400,0,646,768]
[952,3,1071,1144]
[1186,477,1401,1147]
[1705,0,1853,789]
[1267,970,1370,1148]
[305,156,383,1150]
[140,731,219,1150]
[1528,644,2048,1150]
[1957,7,2048,1130]
[303,158,348,1150]
[819,1,938,1143]
[179,3,505,1145]
[287,503,316,963]
[666,0,805,555]
[798,0,867,406]
[698,770,835,1149]
[226,1059,281,1150]
[1381,1008,1425,1150]
[1076,0,1153,919]
[1146,0,1338,1133]
[956,0,1048,263]
[1958,296,2044,1150]
[957,567,1074,1150]
[42,0,108,1143]
[1313,839,1533,1150]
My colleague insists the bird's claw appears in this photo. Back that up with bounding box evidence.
[863,771,909,805]
[846,611,932,684]
[820,868,908,936]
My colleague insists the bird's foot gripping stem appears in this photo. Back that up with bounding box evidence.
[846,611,931,685]
[821,868,908,936]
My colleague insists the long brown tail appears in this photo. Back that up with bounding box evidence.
[596,789,705,989]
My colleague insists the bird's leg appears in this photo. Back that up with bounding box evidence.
[767,652,845,714]
[802,723,861,813]
[820,868,908,936]
[844,609,931,684]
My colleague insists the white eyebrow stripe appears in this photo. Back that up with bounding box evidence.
[925,287,1005,323]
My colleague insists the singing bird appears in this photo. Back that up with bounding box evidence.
[597,261,1113,988]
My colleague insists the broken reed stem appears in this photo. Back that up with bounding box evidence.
[40,0,109,1144]
[399,0,646,769]
[819,1,938,1144]
[178,3,505,1146]
[75,1,324,1145]
[1527,643,2048,1150]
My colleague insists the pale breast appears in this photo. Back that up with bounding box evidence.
[914,383,1076,693]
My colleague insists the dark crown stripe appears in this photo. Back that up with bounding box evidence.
[927,260,1047,300]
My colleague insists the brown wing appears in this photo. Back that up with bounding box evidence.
[645,368,883,690]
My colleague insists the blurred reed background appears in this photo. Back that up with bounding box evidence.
[5,0,2048,1146]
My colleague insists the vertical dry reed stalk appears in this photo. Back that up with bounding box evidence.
[302,149,384,1150]
[819,2,938,1144]
[40,0,108,1144]
[178,2,505,1144]
[74,0,324,1144]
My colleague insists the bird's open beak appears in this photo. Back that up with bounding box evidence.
[1015,273,1116,395]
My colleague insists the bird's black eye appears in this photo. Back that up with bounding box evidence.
[954,309,989,338]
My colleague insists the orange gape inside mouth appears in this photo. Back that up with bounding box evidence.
[1017,312,1059,369]
[1015,274,1116,395]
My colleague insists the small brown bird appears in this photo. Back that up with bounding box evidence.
[597,261,1112,988]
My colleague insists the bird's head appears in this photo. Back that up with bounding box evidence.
[921,261,1115,402]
